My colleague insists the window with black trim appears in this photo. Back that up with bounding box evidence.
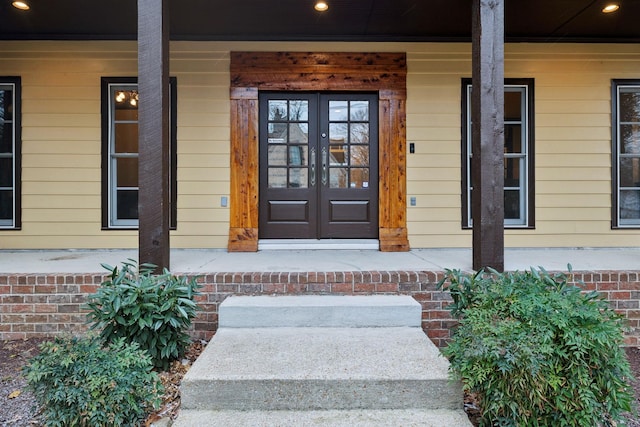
[0,77,21,230]
[612,80,640,228]
[461,78,535,228]
[101,77,177,229]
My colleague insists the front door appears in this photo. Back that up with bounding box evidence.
[259,92,379,239]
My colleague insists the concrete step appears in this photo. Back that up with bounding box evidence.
[218,295,422,328]
[180,327,461,411]
[173,409,473,426]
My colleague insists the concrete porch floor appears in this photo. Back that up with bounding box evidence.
[0,247,638,274]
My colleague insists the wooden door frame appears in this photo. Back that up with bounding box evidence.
[228,52,408,252]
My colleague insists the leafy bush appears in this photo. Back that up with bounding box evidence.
[23,335,162,427]
[85,259,202,369]
[438,267,634,426]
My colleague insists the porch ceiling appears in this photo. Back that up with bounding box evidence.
[1,0,639,42]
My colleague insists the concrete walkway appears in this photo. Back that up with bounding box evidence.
[0,247,638,274]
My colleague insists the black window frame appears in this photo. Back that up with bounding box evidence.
[0,77,21,230]
[612,79,640,229]
[461,78,536,229]
[100,76,177,230]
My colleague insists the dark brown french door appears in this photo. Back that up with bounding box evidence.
[259,92,379,239]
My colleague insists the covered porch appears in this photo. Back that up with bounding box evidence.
[1,1,639,344]
[2,1,638,273]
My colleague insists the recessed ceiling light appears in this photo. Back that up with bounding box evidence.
[12,1,30,10]
[314,1,329,12]
[602,4,620,13]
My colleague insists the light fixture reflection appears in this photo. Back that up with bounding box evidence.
[114,90,139,107]
[602,4,620,13]
[314,1,328,12]
[129,91,139,106]
[12,1,30,10]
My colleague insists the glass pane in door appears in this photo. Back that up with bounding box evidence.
[267,99,309,189]
[328,100,370,189]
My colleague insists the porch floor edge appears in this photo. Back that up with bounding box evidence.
[1,247,639,274]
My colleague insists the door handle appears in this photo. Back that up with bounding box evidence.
[310,147,316,186]
[322,146,328,186]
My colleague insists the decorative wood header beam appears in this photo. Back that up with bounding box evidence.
[471,0,505,272]
[138,0,170,271]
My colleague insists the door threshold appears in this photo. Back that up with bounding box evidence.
[258,239,379,250]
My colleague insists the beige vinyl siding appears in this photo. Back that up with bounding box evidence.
[407,44,470,248]
[170,45,230,249]
[0,41,638,249]
[503,44,639,247]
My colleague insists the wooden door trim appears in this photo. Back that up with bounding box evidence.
[228,52,408,252]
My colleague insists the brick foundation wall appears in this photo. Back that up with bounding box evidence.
[1,270,639,347]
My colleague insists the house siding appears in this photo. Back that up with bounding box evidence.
[0,41,639,249]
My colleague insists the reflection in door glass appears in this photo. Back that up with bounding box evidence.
[268,123,288,143]
[329,146,347,165]
[350,101,369,121]
[268,168,287,188]
[288,146,308,166]
[268,101,288,120]
[350,146,369,166]
[329,101,348,121]
[289,168,308,188]
[289,123,308,143]
[267,99,310,189]
[327,100,370,190]
[330,168,348,188]
[268,145,287,166]
[350,168,370,189]
[289,100,308,121]
[329,123,347,144]
[350,123,369,144]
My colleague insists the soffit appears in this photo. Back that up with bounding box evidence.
[0,0,639,42]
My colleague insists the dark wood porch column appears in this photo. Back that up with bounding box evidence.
[471,0,505,272]
[138,0,170,271]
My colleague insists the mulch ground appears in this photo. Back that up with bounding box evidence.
[1,339,639,426]
[0,338,206,427]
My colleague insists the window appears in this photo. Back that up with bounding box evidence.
[612,80,640,228]
[101,77,177,229]
[0,77,20,229]
[461,78,535,228]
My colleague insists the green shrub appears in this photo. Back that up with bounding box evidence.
[23,335,162,427]
[86,260,202,369]
[438,267,634,427]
